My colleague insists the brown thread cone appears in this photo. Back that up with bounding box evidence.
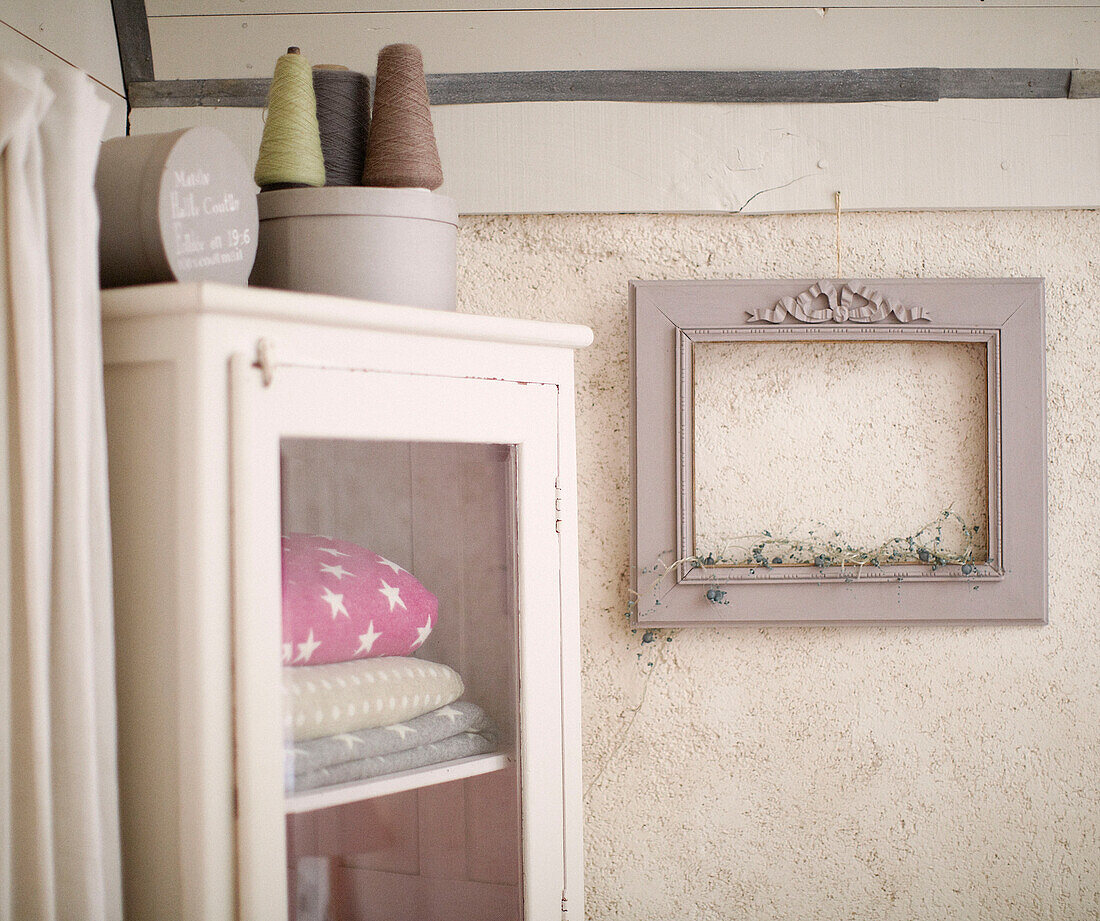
[362,44,443,190]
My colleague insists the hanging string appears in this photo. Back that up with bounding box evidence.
[254,47,326,190]
[312,65,370,187]
[363,44,444,190]
[834,190,842,278]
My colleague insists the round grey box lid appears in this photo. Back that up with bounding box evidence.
[257,186,458,226]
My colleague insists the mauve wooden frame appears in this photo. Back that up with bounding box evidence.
[630,278,1047,626]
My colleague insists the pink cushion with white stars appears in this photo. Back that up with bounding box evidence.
[282,533,438,666]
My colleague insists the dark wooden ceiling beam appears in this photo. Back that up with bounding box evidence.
[110,0,153,88]
[127,68,1099,109]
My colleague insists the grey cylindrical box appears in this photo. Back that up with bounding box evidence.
[249,187,458,311]
[96,127,258,288]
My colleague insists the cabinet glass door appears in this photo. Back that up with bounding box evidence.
[230,359,564,921]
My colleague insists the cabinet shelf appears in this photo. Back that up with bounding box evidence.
[284,751,512,815]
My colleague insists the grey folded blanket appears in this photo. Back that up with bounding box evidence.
[291,730,499,792]
[286,700,499,793]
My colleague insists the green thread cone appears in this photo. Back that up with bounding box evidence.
[255,47,326,189]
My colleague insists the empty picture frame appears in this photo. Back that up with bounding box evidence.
[630,278,1047,626]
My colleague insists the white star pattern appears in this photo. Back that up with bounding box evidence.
[317,547,350,557]
[380,576,411,616]
[334,734,366,751]
[354,621,382,656]
[435,705,462,724]
[320,585,349,619]
[411,615,432,650]
[384,723,416,740]
[293,630,321,663]
[378,580,406,612]
[319,562,355,580]
[376,556,405,574]
[282,643,292,664]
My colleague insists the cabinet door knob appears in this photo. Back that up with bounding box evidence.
[256,338,276,387]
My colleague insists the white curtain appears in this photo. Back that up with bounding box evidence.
[0,62,122,921]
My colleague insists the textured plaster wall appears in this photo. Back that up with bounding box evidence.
[692,340,989,562]
[455,210,1100,921]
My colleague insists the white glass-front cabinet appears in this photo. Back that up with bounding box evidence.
[101,283,590,921]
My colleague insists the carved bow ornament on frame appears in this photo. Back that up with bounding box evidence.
[746,281,932,324]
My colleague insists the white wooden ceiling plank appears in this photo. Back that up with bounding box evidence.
[130,105,267,165]
[129,98,1100,213]
[1,0,124,93]
[146,1,1100,16]
[147,9,1100,81]
[0,20,128,138]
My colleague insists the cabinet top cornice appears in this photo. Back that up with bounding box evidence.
[101,282,594,351]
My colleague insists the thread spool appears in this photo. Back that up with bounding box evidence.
[362,44,443,190]
[312,64,370,187]
[255,46,326,190]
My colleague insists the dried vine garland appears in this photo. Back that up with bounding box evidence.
[694,509,983,574]
[628,509,985,630]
